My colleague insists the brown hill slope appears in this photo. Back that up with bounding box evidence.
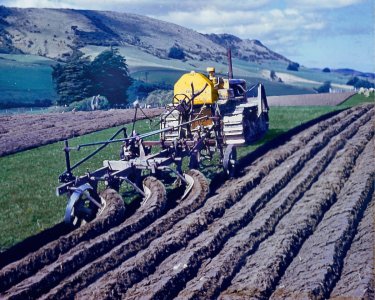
[0,6,290,63]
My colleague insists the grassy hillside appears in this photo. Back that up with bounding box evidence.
[0,45,368,109]
[0,54,56,107]
[0,7,291,63]
[85,45,353,96]
[0,50,307,108]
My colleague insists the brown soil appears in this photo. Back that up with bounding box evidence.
[267,91,356,106]
[0,108,163,157]
[0,105,373,300]
[330,194,375,300]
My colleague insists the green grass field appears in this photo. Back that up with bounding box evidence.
[339,92,375,107]
[0,54,57,106]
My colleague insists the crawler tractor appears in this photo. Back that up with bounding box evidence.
[57,51,269,226]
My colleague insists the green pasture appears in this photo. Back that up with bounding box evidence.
[0,54,57,105]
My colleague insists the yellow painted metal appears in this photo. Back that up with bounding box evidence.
[191,107,214,129]
[173,71,218,105]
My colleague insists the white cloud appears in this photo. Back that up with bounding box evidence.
[154,8,326,49]
[286,0,365,10]
[154,10,260,28]
[303,22,325,30]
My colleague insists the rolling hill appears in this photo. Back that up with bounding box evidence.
[0,6,291,64]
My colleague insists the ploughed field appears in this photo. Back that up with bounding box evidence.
[0,108,163,157]
[267,91,356,106]
[0,104,374,299]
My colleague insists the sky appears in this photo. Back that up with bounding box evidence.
[1,0,374,73]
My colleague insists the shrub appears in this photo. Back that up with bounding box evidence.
[287,62,300,71]
[322,67,331,73]
[270,70,277,80]
[69,96,110,111]
[127,80,173,102]
[168,46,185,60]
[145,90,173,106]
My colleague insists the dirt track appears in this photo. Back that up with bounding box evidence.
[0,104,374,299]
[0,108,163,157]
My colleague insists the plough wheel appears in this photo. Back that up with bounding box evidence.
[181,173,195,200]
[64,183,106,227]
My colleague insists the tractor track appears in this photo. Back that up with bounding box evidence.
[0,104,373,300]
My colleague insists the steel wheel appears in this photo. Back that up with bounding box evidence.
[64,183,106,227]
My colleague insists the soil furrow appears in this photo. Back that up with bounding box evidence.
[0,108,163,157]
[41,170,208,300]
[0,187,126,293]
[79,106,369,299]
[1,105,373,300]
[170,111,374,300]
[125,107,371,299]
[1,178,166,299]
[270,138,374,299]
[237,106,358,176]
[0,222,73,270]
[218,120,373,299]
[330,193,375,299]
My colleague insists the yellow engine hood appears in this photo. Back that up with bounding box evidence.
[173,71,218,105]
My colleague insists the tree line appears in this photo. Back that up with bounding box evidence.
[52,48,132,106]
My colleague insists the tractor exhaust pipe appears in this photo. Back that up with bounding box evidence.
[227,48,233,79]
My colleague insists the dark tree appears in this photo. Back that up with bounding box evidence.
[315,81,331,93]
[90,48,132,105]
[347,76,374,89]
[347,76,359,86]
[52,51,92,105]
[168,46,185,60]
[287,62,300,71]
[322,67,331,73]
